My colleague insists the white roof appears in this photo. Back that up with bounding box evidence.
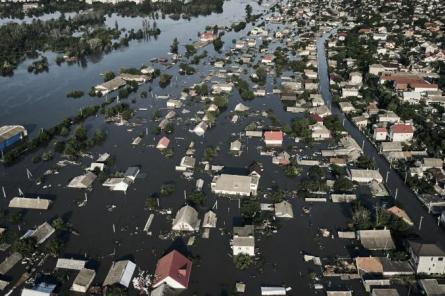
[56,258,87,270]
[274,201,294,218]
[202,211,217,228]
[233,236,254,247]
[21,289,51,296]
[172,206,200,231]
[68,172,97,188]
[212,174,253,195]
[9,197,51,210]
[349,169,383,181]
[103,260,136,288]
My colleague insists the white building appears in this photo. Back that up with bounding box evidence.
[103,260,136,288]
[408,241,445,275]
[211,174,259,196]
[349,72,363,85]
[311,123,331,140]
[274,201,294,218]
[342,87,360,98]
[373,127,387,141]
[232,237,255,256]
[193,121,208,136]
[389,124,414,142]
[349,169,383,183]
[172,205,200,232]
[71,268,96,293]
[339,102,356,113]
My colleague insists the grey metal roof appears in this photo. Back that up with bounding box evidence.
[420,279,445,296]
[358,230,395,250]
[0,252,22,275]
[409,241,445,257]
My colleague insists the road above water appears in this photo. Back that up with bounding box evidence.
[317,30,445,246]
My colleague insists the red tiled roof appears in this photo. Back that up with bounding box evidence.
[374,127,387,133]
[381,75,423,85]
[264,131,283,141]
[391,124,413,134]
[200,31,215,41]
[310,113,323,122]
[153,250,192,289]
[157,136,170,147]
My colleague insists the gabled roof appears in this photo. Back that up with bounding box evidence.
[264,131,283,141]
[103,260,136,288]
[409,241,445,257]
[153,250,192,289]
[357,229,395,250]
[157,137,170,149]
[391,124,413,134]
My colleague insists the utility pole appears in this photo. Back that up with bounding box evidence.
[419,216,424,231]
[394,187,398,200]
[361,139,365,151]
[405,171,408,183]
[26,168,32,180]
[385,171,389,183]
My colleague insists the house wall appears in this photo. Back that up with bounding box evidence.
[212,189,251,197]
[416,256,445,275]
[374,132,387,141]
[265,140,282,146]
[172,222,195,232]
[390,132,413,142]
[233,246,255,256]
[155,277,185,289]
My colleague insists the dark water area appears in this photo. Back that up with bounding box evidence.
[0,0,257,131]
[0,3,423,296]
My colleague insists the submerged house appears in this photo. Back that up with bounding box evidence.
[9,197,51,210]
[357,229,395,250]
[211,173,260,197]
[103,260,136,288]
[193,121,208,136]
[153,250,193,289]
[157,137,170,150]
[71,268,96,293]
[408,241,445,275]
[172,205,200,232]
[274,200,294,218]
[94,77,126,96]
[68,172,97,189]
[202,210,217,228]
[264,131,283,146]
[21,222,55,245]
[102,178,132,192]
[0,125,27,151]
[232,225,255,256]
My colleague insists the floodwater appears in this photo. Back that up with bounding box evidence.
[0,2,419,296]
[0,0,258,132]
